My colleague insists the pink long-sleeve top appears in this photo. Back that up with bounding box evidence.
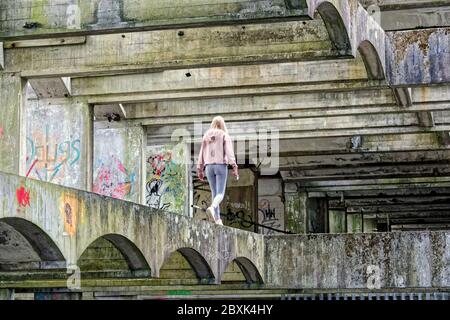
[197,128,237,171]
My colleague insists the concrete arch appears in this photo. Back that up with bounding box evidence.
[225,257,264,285]
[163,247,215,282]
[313,1,352,54]
[77,233,150,272]
[0,217,65,269]
[358,39,385,80]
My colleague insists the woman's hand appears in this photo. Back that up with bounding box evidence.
[232,165,239,180]
[197,168,205,181]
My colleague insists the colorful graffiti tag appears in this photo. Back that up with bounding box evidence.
[146,146,186,214]
[16,186,30,207]
[26,125,81,184]
[93,155,136,200]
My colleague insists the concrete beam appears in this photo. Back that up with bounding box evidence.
[284,176,450,191]
[279,150,450,169]
[0,0,309,39]
[281,163,450,182]
[28,78,71,98]
[72,57,368,97]
[87,80,388,104]
[4,20,337,77]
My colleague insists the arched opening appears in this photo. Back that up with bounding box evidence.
[159,248,214,284]
[0,218,65,271]
[315,2,352,54]
[222,257,264,285]
[77,234,150,278]
[358,40,385,80]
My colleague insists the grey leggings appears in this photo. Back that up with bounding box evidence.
[205,164,228,220]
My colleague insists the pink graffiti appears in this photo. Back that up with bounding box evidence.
[16,186,30,207]
[93,156,135,200]
[0,127,3,138]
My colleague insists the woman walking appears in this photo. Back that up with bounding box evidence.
[197,117,239,225]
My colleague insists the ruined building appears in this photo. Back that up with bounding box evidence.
[0,0,449,300]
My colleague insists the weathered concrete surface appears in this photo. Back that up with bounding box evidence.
[0,72,22,175]
[0,171,265,284]
[3,19,336,77]
[265,232,450,289]
[359,0,450,30]
[387,28,450,86]
[24,95,91,190]
[307,0,386,79]
[0,0,308,38]
[93,125,143,203]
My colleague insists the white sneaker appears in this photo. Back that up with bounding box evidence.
[206,207,215,222]
[215,219,223,226]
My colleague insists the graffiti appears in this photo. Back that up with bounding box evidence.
[16,186,30,207]
[0,127,3,138]
[146,146,186,214]
[26,125,81,183]
[258,198,284,235]
[93,155,136,200]
[223,206,255,229]
[60,193,82,236]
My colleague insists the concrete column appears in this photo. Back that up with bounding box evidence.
[347,213,363,233]
[0,72,23,175]
[23,94,91,190]
[329,210,346,234]
[285,192,308,234]
[0,289,14,300]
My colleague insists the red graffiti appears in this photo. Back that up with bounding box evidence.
[16,186,30,207]
[0,127,3,138]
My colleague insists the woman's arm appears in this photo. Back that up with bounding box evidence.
[224,134,238,175]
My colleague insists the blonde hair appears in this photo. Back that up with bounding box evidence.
[210,116,228,133]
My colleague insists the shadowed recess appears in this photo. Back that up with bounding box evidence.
[315,2,351,54]
[160,248,215,283]
[358,40,385,80]
[229,257,263,284]
[0,218,65,271]
[78,234,150,276]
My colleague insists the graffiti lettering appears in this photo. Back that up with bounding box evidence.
[258,198,284,235]
[26,125,81,183]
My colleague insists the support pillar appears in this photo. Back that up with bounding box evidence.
[0,72,23,175]
[285,191,308,234]
[329,209,346,234]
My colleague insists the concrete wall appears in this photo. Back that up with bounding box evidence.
[93,124,143,203]
[0,170,265,284]
[24,94,90,190]
[265,231,450,289]
[258,178,285,235]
